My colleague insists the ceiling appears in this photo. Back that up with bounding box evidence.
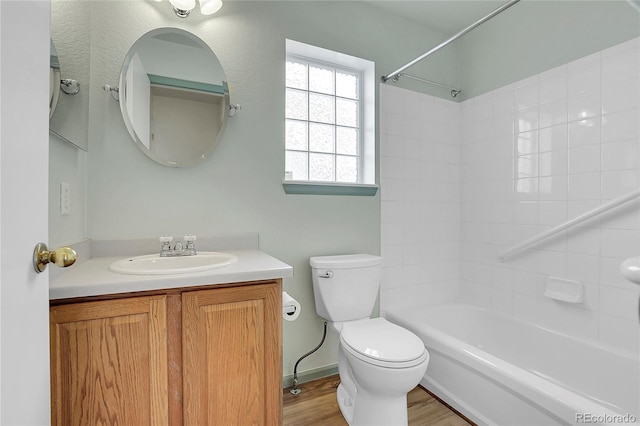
[363,1,509,35]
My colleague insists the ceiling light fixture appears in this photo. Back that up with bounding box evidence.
[165,0,223,18]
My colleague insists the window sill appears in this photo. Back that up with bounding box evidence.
[282,181,378,196]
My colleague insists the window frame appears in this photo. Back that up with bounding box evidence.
[285,53,364,184]
[283,39,377,196]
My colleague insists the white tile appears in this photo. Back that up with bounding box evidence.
[541,174,568,202]
[566,253,600,283]
[568,90,601,122]
[599,285,640,321]
[568,118,602,148]
[602,78,640,115]
[381,265,404,290]
[602,108,640,143]
[562,307,599,341]
[598,314,640,354]
[539,150,568,177]
[380,178,406,201]
[600,228,640,259]
[601,169,639,200]
[514,201,538,226]
[602,47,640,86]
[380,156,404,180]
[600,257,640,290]
[539,65,568,104]
[539,124,568,152]
[514,79,539,110]
[602,140,640,172]
[539,201,567,226]
[568,173,601,200]
[567,53,601,95]
[492,86,514,116]
[515,106,539,133]
[568,145,601,175]
[538,250,567,277]
[600,201,640,231]
[539,99,568,129]
[566,226,600,257]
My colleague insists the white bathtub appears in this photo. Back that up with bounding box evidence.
[386,304,639,426]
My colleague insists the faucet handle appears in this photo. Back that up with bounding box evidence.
[184,234,197,253]
[159,235,173,255]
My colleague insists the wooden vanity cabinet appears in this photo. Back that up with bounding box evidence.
[50,280,282,426]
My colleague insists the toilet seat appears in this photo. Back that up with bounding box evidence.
[340,318,427,369]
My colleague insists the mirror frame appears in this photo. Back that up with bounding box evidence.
[118,27,230,168]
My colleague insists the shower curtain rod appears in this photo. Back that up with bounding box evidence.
[392,73,462,97]
[381,0,521,85]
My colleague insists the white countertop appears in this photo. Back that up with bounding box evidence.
[50,250,293,300]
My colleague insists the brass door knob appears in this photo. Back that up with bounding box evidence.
[33,243,77,273]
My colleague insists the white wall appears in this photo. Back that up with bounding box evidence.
[459,37,640,353]
[379,84,462,315]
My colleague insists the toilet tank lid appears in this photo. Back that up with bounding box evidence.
[310,254,382,269]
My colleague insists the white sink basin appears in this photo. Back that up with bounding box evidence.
[620,256,640,285]
[109,251,238,275]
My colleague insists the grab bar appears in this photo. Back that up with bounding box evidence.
[498,188,640,262]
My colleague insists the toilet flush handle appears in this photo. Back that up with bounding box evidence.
[318,270,334,278]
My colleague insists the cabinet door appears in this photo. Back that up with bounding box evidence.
[183,282,282,425]
[50,296,168,426]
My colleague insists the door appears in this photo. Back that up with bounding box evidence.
[0,1,51,423]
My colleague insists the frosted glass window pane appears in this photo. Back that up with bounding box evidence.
[336,98,358,127]
[336,71,358,99]
[336,155,358,182]
[286,120,308,151]
[285,150,308,180]
[286,89,308,120]
[286,60,308,90]
[309,123,335,153]
[309,153,335,181]
[336,127,358,155]
[309,65,335,95]
[309,93,335,124]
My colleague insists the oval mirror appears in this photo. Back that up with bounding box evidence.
[50,39,61,118]
[119,28,229,167]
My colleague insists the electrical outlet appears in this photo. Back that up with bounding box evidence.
[60,182,71,215]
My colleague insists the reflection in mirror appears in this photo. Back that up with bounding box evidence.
[50,39,61,118]
[50,0,91,151]
[119,28,230,167]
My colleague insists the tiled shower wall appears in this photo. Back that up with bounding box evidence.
[380,37,640,353]
[460,38,640,353]
[379,84,462,314]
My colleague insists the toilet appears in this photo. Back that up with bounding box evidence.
[310,254,429,426]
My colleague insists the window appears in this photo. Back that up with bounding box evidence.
[283,40,377,196]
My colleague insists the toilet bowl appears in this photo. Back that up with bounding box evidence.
[336,318,429,426]
[310,253,429,426]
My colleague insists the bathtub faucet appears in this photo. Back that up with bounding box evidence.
[159,234,198,257]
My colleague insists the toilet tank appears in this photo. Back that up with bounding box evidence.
[310,254,382,322]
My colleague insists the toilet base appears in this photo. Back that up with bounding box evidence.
[337,381,409,426]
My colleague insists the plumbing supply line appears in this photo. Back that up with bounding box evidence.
[289,321,328,395]
[381,0,521,83]
[499,187,640,262]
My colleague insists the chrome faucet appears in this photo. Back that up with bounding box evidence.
[159,234,198,257]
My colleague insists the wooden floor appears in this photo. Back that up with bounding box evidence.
[283,375,472,426]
